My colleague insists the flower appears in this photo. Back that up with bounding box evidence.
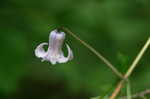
[35,29,73,65]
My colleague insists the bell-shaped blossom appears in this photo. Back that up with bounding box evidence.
[35,29,73,65]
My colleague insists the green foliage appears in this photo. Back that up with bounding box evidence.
[90,95,109,99]
[117,52,130,73]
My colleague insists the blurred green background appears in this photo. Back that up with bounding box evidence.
[0,0,150,99]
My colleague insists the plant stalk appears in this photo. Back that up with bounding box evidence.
[110,37,150,99]
[61,27,123,78]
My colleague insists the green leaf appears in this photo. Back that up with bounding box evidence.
[117,52,130,73]
[90,96,100,99]
[90,95,109,99]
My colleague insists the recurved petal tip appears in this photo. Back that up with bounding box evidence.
[35,42,48,58]
[57,44,73,64]
[66,44,74,60]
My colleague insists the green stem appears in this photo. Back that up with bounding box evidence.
[126,79,132,99]
[61,27,123,78]
[110,37,150,99]
[124,37,150,78]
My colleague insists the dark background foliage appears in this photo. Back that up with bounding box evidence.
[0,0,150,99]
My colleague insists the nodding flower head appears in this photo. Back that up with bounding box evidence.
[35,29,73,65]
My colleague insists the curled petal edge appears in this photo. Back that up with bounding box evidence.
[35,43,48,58]
[66,44,74,60]
[58,44,73,63]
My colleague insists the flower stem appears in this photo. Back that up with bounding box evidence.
[110,37,150,99]
[124,37,150,78]
[61,27,123,78]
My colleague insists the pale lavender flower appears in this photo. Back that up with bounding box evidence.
[35,29,73,65]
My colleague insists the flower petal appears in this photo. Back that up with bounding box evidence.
[35,43,48,58]
[49,29,65,53]
[50,58,57,65]
[66,44,74,60]
[58,44,73,63]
